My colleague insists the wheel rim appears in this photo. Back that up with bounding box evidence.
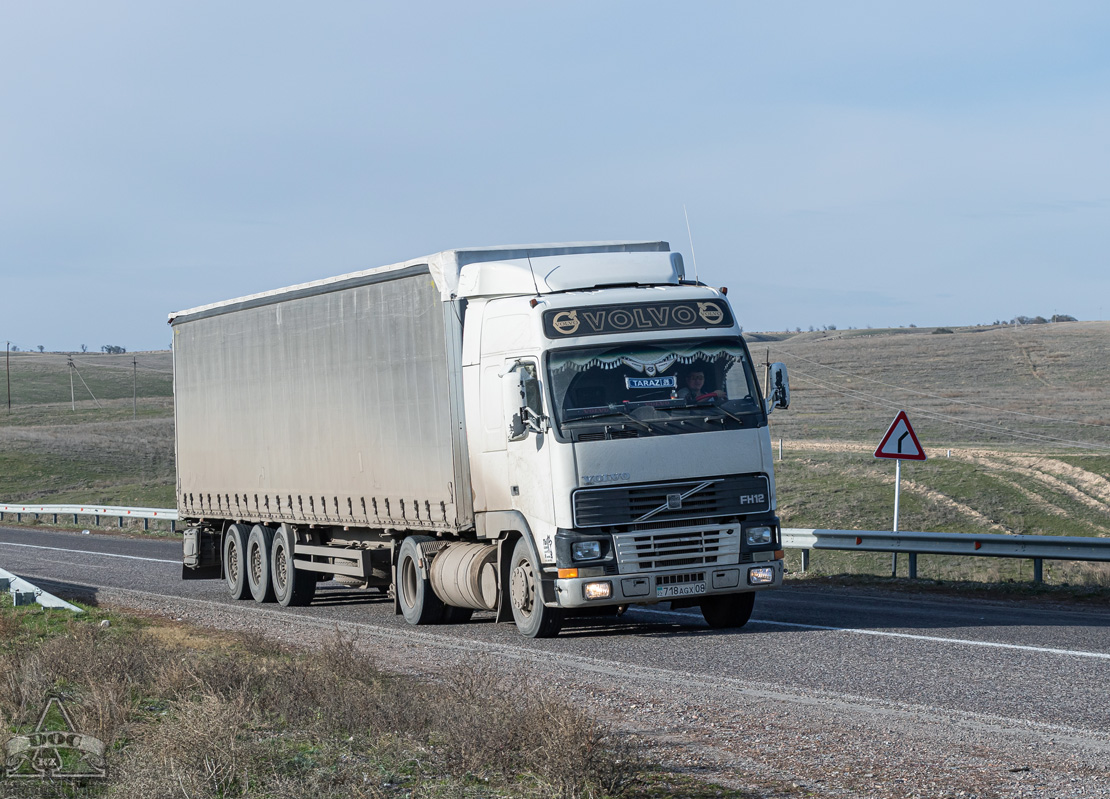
[510,558,535,616]
[401,555,418,608]
[250,541,263,585]
[274,542,288,591]
[226,541,239,589]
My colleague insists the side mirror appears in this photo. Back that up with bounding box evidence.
[502,362,545,440]
[766,362,790,412]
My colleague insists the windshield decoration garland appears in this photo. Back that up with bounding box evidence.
[550,345,745,374]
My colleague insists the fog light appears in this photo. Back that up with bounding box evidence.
[583,581,612,600]
[748,566,775,585]
[572,540,602,561]
[746,526,772,546]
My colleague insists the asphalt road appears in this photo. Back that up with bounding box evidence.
[3,525,1109,797]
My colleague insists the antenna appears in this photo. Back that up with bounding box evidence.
[526,255,541,297]
[683,204,699,284]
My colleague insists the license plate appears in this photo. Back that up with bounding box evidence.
[656,581,706,598]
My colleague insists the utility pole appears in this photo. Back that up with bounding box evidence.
[69,357,76,411]
[762,348,772,398]
[5,341,10,414]
[133,356,138,419]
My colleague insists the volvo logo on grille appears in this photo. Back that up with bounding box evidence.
[666,493,682,509]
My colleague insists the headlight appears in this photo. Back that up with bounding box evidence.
[583,581,612,600]
[572,540,602,561]
[746,526,773,546]
[748,566,775,585]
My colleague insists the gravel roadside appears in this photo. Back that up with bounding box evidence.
[64,583,1110,799]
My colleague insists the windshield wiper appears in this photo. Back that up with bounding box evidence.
[562,406,670,433]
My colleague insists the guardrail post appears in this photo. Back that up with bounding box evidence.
[73,513,78,524]
[1033,558,1043,584]
[16,513,22,523]
[170,520,176,534]
[908,553,917,579]
[118,515,123,527]
[53,514,58,524]
[143,517,149,531]
[94,514,100,526]
[800,549,810,572]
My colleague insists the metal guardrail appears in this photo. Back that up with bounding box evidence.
[782,527,1110,582]
[0,565,83,612]
[0,503,177,531]
[1,507,1106,584]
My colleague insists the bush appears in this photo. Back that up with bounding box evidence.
[0,614,637,799]
[932,327,955,334]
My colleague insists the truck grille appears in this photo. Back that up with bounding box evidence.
[612,527,741,573]
[573,475,770,528]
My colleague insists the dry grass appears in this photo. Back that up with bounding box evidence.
[764,321,1110,450]
[0,607,638,799]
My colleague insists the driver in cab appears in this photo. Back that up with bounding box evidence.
[677,369,725,402]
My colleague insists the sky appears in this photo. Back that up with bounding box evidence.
[3,1,1110,352]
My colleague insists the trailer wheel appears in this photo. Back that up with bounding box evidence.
[223,524,251,600]
[396,536,445,625]
[508,538,563,638]
[246,524,276,603]
[700,592,755,629]
[271,524,316,607]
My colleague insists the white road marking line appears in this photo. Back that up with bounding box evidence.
[627,606,1110,661]
[0,541,178,564]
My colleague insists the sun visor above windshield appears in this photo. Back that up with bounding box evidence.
[456,251,684,298]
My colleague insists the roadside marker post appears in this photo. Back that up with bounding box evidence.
[874,411,927,577]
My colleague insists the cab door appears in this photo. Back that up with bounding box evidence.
[503,358,557,561]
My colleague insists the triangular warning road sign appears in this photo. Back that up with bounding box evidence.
[874,410,926,460]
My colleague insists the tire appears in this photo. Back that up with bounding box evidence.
[223,524,251,600]
[246,524,276,603]
[700,592,755,629]
[508,538,563,638]
[396,536,445,625]
[271,524,316,608]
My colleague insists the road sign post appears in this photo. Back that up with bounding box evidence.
[874,411,927,576]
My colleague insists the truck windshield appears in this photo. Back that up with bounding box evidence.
[547,338,764,441]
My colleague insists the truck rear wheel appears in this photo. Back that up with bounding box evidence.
[508,538,563,638]
[700,592,755,629]
[223,524,251,600]
[396,536,445,625]
[271,524,316,607]
[247,524,276,603]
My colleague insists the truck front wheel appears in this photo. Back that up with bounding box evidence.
[700,592,755,629]
[396,536,445,625]
[508,538,563,638]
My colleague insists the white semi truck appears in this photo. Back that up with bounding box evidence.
[174,241,790,637]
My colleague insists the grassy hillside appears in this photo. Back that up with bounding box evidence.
[0,351,175,507]
[2,326,1108,587]
[757,321,1110,585]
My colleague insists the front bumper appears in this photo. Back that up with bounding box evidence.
[553,558,783,609]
